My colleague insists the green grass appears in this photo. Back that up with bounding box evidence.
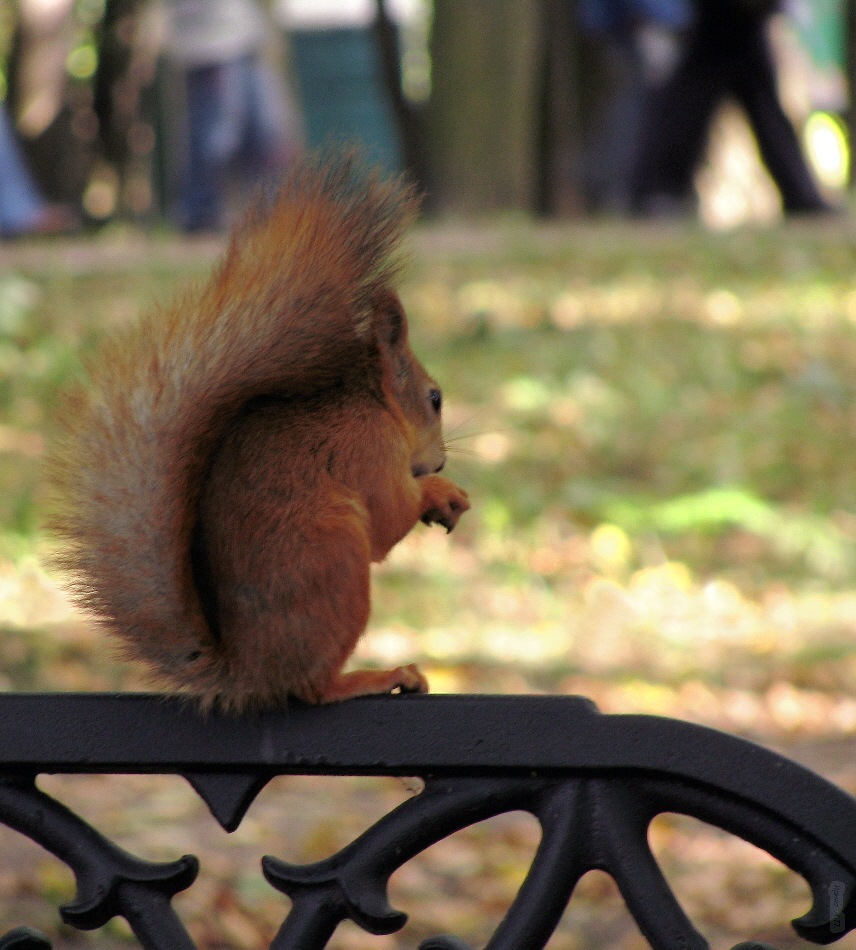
[404,221,856,585]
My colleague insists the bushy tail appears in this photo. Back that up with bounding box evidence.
[46,155,418,696]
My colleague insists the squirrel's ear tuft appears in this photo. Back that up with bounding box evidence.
[374,293,408,350]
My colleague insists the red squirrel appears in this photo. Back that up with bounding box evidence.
[48,156,470,713]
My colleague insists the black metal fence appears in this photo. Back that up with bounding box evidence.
[0,692,854,949]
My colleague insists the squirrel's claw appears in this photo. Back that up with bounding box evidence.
[394,663,430,693]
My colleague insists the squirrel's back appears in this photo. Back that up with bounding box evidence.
[47,156,425,706]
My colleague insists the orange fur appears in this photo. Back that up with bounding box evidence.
[47,155,469,713]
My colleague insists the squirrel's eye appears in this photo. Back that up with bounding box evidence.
[429,388,442,414]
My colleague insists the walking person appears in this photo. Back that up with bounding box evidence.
[161,0,300,232]
[631,0,832,217]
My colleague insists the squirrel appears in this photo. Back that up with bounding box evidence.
[47,155,470,713]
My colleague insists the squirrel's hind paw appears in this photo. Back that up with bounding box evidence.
[320,664,429,702]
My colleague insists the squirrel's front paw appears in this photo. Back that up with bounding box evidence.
[419,477,470,533]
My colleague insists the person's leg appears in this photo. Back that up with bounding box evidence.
[631,23,724,213]
[580,36,643,213]
[238,55,292,201]
[732,21,830,214]
[0,103,47,235]
[182,61,246,231]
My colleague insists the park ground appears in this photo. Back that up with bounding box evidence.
[1,215,856,947]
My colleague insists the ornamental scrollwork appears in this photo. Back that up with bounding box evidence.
[0,693,853,949]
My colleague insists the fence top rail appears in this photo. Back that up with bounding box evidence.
[1,692,856,947]
[0,690,834,775]
[0,692,853,846]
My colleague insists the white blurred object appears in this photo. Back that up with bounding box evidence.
[275,0,422,29]
[635,24,683,86]
[160,0,269,66]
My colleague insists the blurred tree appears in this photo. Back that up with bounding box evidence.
[427,0,541,213]
[535,0,603,215]
[424,0,612,216]
[93,0,158,218]
[5,0,156,219]
[373,0,430,193]
[6,0,91,204]
[7,0,74,142]
[94,0,143,171]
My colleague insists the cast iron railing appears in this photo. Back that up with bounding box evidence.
[0,692,854,949]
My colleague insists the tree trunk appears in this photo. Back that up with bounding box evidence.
[373,0,430,191]
[536,0,602,216]
[94,0,159,217]
[8,0,91,204]
[427,0,541,213]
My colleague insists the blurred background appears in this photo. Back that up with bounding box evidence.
[0,0,854,231]
[4,1,856,948]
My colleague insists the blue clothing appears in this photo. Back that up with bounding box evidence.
[182,54,289,231]
[0,103,47,237]
[577,0,691,213]
[577,0,692,36]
